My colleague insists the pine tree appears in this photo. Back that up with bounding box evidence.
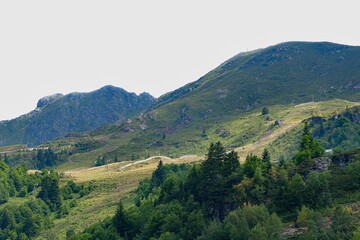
[38,171,62,211]
[261,148,271,174]
[151,160,165,188]
[243,154,262,178]
[295,122,325,164]
[113,201,131,237]
[223,151,240,177]
[199,142,240,219]
[4,154,8,164]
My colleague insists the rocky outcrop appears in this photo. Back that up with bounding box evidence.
[313,157,332,172]
[36,94,64,108]
[298,157,332,177]
[0,86,155,146]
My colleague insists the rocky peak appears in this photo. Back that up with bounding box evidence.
[36,93,64,108]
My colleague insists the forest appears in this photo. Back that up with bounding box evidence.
[0,161,94,239]
[71,124,360,240]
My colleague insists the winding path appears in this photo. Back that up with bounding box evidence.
[118,156,172,171]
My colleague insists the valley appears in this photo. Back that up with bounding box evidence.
[2,41,360,239]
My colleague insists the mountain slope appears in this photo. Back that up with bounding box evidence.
[44,41,360,168]
[151,41,360,117]
[0,86,155,146]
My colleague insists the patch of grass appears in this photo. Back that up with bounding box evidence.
[36,156,202,238]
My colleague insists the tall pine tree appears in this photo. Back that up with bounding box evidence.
[295,122,325,164]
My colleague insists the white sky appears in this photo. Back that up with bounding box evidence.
[0,0,359,120]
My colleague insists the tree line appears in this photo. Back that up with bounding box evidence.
[72,123,360,239]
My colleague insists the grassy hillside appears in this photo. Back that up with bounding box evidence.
[269,105,360,161]
[45,99,357,171]
[35,156,201,239]
[63,41,360,168]
[5,42,360,170]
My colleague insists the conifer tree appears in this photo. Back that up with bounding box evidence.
[261,148,271,174]
[223,151,240,177]
[38,171,61,211]
[151,160,165,188]
[113,201,131,237]
[295,122,325,164]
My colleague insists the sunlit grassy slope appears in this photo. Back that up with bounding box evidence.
[36,156,202,239]
[52,99,359,171]
[52,42,360,169]
[35,100,356,238]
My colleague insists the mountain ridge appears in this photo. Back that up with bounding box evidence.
[0,85,155,146]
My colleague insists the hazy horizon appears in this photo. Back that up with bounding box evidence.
[1,0,360,120]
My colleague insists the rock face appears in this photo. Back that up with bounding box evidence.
[0,86,155,146]
[313,157,332,172]
[36,94,64,108]
[298,157,332,177]
[332,148,360,167]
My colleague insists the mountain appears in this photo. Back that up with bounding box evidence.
[4,41,360,165]
[0,86,155,146]
[89,41,360,162]
[152,41,360,116]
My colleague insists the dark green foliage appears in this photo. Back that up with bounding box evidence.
[304,172,331,209]
[261,148,271,174]
[0,182,9,204]
[75,140,105,153]
[309,107,360,152]
[95,155,106,166]
[243,154,262,178]
[0,161,41,205]
[294,122,324,164]
[223,151,241,177]
[150,160,165,188]
[0,199,52,239]
[198,142,241,219]
[113,201,131,237]
[286,174,306,211]
[34,148,59,169]
[262,107,270,115]
[75,141,360,239]
[37,170,62,211]
[330,206,354,239]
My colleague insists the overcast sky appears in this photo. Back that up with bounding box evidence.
[0,0,359,120]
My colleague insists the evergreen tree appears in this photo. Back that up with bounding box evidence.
[113,201,131,238]
[151,160,165,188]
[37,149,45,169]
[38,171,62,211]
[243,154,262,178]
[295,122,325,164]
[223,151,240,177]
[305,172,331,209]
[199,142,241,219]
[199,142,226,218]
[3,154,8,164]
[286,174,306,212]
[0,182,9,204]
[331,206,354,239]
[261,148,271,174]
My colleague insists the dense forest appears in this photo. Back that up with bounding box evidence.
[72,124,360,240]
[0,161,94,239]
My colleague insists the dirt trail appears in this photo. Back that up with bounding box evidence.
[118,156,172,171]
